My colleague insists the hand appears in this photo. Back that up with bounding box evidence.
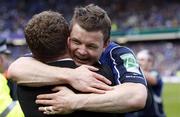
[68,65,112,94]
[36,86,76,114]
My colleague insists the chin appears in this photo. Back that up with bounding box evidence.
[75,61,91,66]
[75,61,85,66]
[75,62,82,66]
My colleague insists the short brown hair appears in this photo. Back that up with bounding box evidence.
[70,4,111,43]
[25,11,70,61]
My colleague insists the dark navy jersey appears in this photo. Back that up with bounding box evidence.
[126,70,166,117]
[143,70,166,117]
[100,42,147,86]
[150,70,163,98]
[17,59,123,117]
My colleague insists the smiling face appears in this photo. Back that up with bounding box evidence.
[68,23,108,66]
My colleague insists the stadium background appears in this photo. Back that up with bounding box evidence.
[1,0,180,116]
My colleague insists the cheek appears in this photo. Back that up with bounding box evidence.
[90,51,101,61]
[139,62,146,68]
[68,47,76,58]
[69,43,76,52]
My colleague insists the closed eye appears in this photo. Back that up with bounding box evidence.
[87,45,98,50]
[71,38,81,45]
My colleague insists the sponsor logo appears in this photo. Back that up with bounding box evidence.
[120,53,140,74]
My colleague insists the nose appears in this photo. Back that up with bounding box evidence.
[77,45,87,55]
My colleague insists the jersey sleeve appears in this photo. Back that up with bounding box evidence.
[110,46,147,86]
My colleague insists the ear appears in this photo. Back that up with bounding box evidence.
[102,40,110,52]
[67,37,71,48]
[103,40,110,50]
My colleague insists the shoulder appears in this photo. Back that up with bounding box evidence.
[47,59,77,68]
[106,42,137,63]
[93,62,114,85]
[105,42,134,56]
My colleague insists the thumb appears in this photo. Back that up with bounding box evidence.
[82,65,99,71]
[52,86,63,92]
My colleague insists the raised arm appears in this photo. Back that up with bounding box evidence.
[7,57,112,93]
[36,83,147,114]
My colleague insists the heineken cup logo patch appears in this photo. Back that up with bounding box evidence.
[120,53,140,74]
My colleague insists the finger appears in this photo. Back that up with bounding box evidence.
[86,87,106,94]
[52,86,63,92]
[44,111,58,115]
[39,107,47,112]
[36,99,54,105]
[82,65,99,71]
[40,106,59,115]
[93,73,112,85]
[52,86,67,93]
[36,93,56,99]
[47,106,54,112]
[39,106,54,112]
[92,82,113,91]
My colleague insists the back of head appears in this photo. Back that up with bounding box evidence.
[25,11,70,61]
[70,4,111,43]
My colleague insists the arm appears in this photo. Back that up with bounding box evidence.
[76,83,147,113]
[36,83,147,114]
[7,57,69,86]
[143,71,157,85]
[7,57,112,93]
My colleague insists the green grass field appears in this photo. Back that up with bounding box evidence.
[163,83,180,117]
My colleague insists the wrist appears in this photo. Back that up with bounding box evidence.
[55,67,73,84]
[63,68,77,85]
[72,94,87,111]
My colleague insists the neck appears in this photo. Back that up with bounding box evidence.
[36,53,71,63]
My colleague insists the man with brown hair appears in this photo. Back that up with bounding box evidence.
[16,10,114,117]
[68,4,111,66]
[8,4,147,116]
[25,11,70,62]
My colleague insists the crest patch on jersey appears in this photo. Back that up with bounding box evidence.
[120,53,141,74]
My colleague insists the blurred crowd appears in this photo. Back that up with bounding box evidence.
[7,41,180,78]
[0,0,180,78]
[0,0,180,41]
[127,41,180,77]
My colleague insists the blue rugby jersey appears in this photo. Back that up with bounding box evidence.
[150,70,163,98]
[143,70,166,117]
[131,70,166,117]
[100,42,147,85]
